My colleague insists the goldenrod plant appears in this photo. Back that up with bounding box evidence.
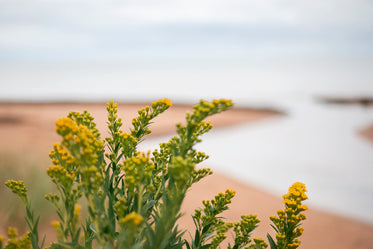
[3,99,308,249]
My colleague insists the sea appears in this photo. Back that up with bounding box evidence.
[1,58,373,224]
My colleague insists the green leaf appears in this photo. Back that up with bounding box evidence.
[72,227,81,242]
[201,232,214,242]
[194,229,200,247]
[267,234,278,249]
[40,235,46,249]
[270,224,279,233]
[200,243,212,249]
[201,222,212,235]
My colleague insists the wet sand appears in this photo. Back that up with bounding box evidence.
[360,124,373,144]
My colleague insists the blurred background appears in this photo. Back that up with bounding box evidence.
[1,0,372,103]
[1,0,373,247]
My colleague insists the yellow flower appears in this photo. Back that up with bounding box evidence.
[51,220,60,229]
[74,204,82,220]
[7,227,18,239]
[120,212,143,227]
[51,221,64,240]
[0,235,4,249]
[163,98,172,107]
[5,180,27,201]
[270,182,308,249]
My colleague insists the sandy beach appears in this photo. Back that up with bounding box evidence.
[360,124,373,144]
[1,102,373,249]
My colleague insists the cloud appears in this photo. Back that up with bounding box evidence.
[0,24,93,48]
[2,0,373,27]
[0,0,372,62]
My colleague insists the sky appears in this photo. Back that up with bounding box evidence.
[0,0,372,64]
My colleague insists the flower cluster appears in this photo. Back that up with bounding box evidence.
[201,189,237,221]
[46,164,74,189]
[55,111,104,168]
[269,182,308,249]
[50,221,63,241]
[106,100,125,162]
[53,111,105,195]
[168,156,195,187]
[121,151,155,192]
[232,215,262,248]
[114,198,128,220]
[151,142,171,166]
[49,143,75,171]
[131,98,172,141]
[107,101,122,127]
[190,99,234,123]
[152,98,172,108]
[189,189,237,248]
[210,222,233,249]
[249,238,268,249]
[118,132,138,158]
[0,227,30,249]
[4,182,41,249]
[119,212,143,228]
[189,189,269,249]
[4,180,27,203]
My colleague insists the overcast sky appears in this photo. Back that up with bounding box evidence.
[0,0,372,63]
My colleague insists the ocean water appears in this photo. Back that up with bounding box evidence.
[1,59,373,224]
[1,59,372,103]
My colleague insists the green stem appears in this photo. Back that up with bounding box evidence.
[87,195,104,246]
[137,185,144,214]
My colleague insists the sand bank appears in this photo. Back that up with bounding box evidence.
[360,124,373,144]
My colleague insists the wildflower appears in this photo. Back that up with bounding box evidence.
[194,189,237,231]
[251,238,268,249]
[191,99,234,123]
[151,98,172,109]
[191,167,213,185]
[168,156,195,186]
[46,165,74,188]
[122,151,155,192]
[163,98,172,107]
[44,193,60,207]
[119,131,138,158]
[120,212,143,227]
[5,180,27,202]
[51,221,64,241]
[210,222,233,249]
[7,227,18,239]
[73,204,82,223]
[115,198,128,219]
[269,182,308,249]
[0,235,4,249]
[127,98,172,146]
[51,220,60,228]
[232,215,262,248]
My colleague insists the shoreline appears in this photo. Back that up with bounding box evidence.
[360,124,373,144]
[0,102,282,155]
